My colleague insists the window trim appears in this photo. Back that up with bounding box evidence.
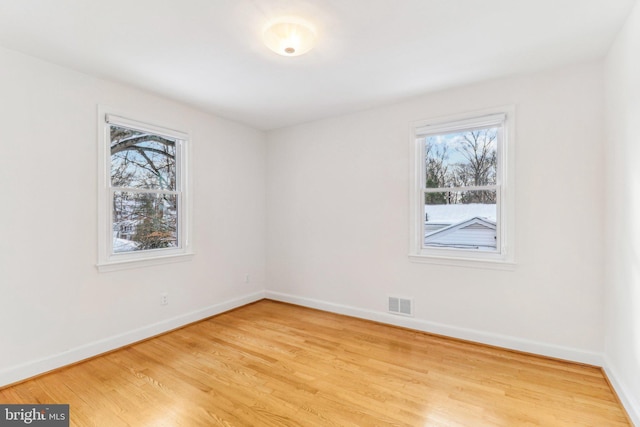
[409,106,515,269]
[97,106,193,272]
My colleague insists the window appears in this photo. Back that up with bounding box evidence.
[97,109,192,271]
[409,107,514,268]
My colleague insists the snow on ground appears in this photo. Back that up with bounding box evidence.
[113,238,139,253]
[425,203,496,223]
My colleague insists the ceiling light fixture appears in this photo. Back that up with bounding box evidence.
[263,18,316,57]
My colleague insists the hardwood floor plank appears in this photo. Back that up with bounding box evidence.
[0,300,631,426]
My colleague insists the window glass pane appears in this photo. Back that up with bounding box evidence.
[424,190,497,251]
[112,191,178,253]
[424,127,498,188]
[110,125,177,190]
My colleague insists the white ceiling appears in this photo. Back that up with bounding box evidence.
[0,0,635,130]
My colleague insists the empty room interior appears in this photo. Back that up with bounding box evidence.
[1,0,640,425]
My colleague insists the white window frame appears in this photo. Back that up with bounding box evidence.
[97,106,193,272]
[409,106,515,269]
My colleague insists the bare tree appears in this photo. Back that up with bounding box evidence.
[425,141,449,187]
[453,129,497,203]
[424,141,451,205]
[454,129,497,186]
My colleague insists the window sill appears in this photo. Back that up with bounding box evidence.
[97,252,194,273]
[408,254,516,271]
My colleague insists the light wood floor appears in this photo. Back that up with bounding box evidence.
[0,300,630,426]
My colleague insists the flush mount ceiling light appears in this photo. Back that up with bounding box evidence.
[263,18,316,57]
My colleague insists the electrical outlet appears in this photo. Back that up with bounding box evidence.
[160,293,168,306]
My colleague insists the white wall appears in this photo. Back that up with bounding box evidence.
[266,62,605,364]
[604,0,640,423]
[0,47,267,386]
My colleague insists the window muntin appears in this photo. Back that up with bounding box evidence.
[410,109,513,266]
[98,110,191,271]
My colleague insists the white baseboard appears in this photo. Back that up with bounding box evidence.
[0,291,265,388]
[265,291,603,366]
[603,356,640,426]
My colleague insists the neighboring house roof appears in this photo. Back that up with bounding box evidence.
[424,216,497,250]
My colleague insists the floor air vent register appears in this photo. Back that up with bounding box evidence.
[388,296,413,316]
